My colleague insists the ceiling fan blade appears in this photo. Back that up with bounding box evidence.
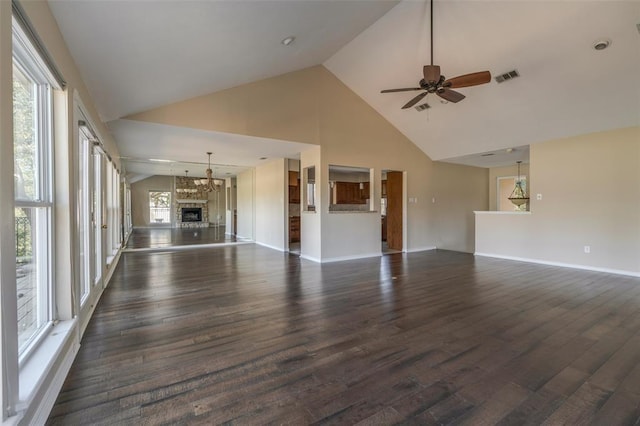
[437,88,465,103]
[402,92,428,109]
[423,65,441,83]
[445,71,491,88]
[381,87,422,93]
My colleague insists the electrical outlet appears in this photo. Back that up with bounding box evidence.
[584,245,591,254]
[536,193,542,201]
[432,197,436,204]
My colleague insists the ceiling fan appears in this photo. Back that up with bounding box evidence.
[381,0,491,110]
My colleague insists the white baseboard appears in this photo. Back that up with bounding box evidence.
[321,252,381,263]
[407,246,437,253]
[474,252,640,278]
[256,241,285,252]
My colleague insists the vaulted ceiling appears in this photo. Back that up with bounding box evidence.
[48,0,640,175]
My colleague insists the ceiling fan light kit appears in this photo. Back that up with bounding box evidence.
[381,0,491,110]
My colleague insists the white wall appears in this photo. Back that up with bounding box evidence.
[207,185,226,226]
[300,146,322,261]
[236,169,255,240]
[224,177,236,234]
[255,159,287,251]
[476,127,640,276]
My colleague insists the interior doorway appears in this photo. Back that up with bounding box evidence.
[288,159,301,255]
[382,170,403,253]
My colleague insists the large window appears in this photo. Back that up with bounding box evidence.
[149,191,171,224]
[13,41,54,357]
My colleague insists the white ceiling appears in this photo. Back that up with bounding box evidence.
[49,0,399,122]
[49,0,640,175]
[109,119,314,180]
[325,0,640,162]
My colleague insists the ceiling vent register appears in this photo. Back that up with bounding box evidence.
[415,103,431,111]
[495,70,520,83]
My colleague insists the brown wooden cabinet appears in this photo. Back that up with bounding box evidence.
[289,185,300,203]
[289,216,300,242]
[288,171,300,203]
[288,171,299,186]
[334,181,369,204]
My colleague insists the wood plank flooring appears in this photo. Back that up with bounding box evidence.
[47,246,640,425]
[125,227,243,250]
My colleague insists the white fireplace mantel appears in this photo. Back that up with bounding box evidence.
[176,199,208,204]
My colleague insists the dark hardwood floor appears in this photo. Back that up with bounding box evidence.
[125,227,245,250]
[47,246,640,425]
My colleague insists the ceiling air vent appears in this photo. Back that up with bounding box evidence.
[415,103,430,111]
[495,69,520,83]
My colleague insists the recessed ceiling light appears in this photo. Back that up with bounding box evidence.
[281,36,295,46]
[593,39,611,51]
[148,158,173,163]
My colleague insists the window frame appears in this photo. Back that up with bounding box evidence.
[12,15,58,364]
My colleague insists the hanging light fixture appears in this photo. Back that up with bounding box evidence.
[200,152,224,192]
[508,161,529,207]
[178,170,197,193]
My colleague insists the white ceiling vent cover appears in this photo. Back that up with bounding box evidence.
[495,70,520,83]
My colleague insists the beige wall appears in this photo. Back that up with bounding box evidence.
[128,66,488,257]
[255,159,287,250]
[476,127,640,275]
[236,169,255,240]
[432,162,489,253]
[207,189,226,226]
[131,176,173,226]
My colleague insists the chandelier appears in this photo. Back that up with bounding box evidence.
[176,170,197,193]
[508,161,529,207]
[194,152,224,192]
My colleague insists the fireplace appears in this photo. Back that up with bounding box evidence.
[181,207,202,223]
